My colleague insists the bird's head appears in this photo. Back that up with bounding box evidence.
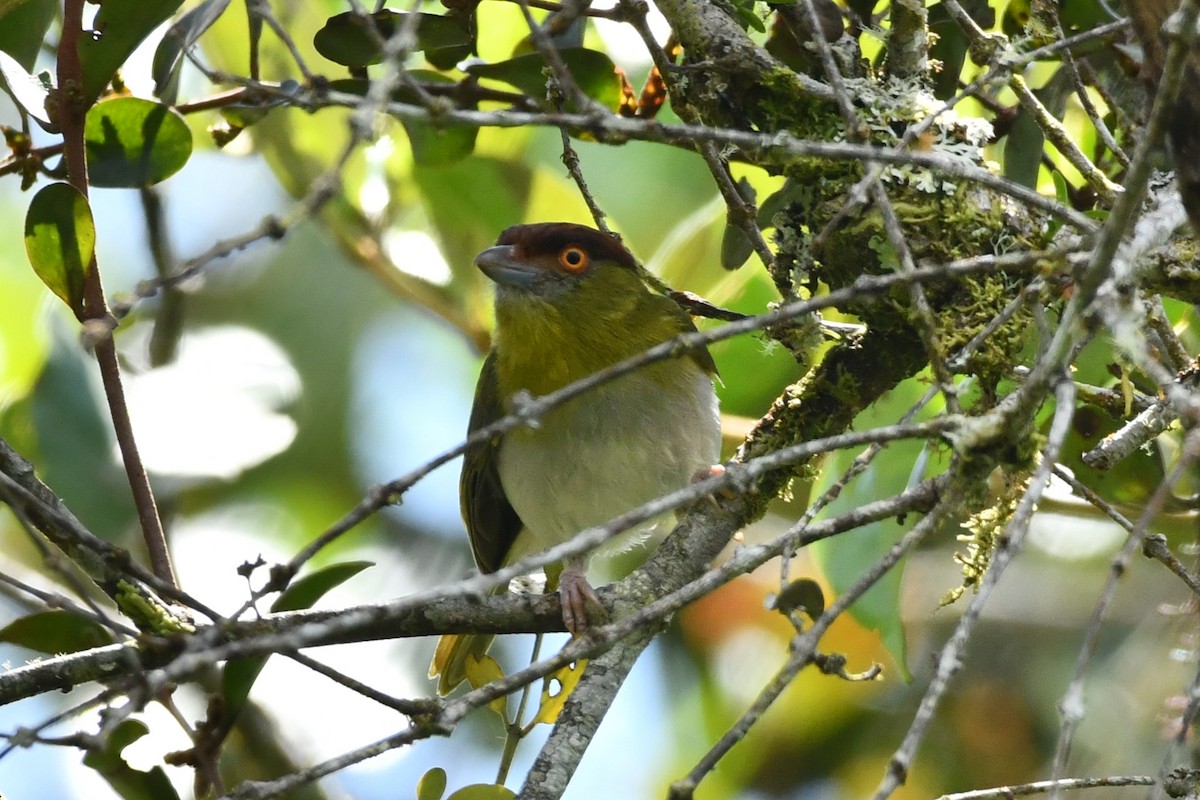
[475,222,703,394]
[475,222,639,304]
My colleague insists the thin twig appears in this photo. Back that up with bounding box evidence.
[1142,535,1200,597]
[935,775,1155,800]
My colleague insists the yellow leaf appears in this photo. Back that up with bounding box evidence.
[530,660,587,726]
[464,653,508,717]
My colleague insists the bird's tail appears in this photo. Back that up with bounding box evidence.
[428,631,497,695]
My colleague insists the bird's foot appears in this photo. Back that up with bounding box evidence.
[691,463,726,484]
[690,464,743,540]
[559,567,607,636]
[691,463,738,504]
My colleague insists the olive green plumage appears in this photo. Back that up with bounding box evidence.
[431,223,721,694]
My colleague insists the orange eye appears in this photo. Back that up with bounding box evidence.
[559,245,589,273]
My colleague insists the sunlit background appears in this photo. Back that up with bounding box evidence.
[2,2,1198,799]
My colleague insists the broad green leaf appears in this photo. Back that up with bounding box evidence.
[0,50,52,127]
[720,178,757,269]
[0,0,56,68]
[720,222,754,271]
[24,181,95,314]
[466,48,623,111]
[329,76,477,166]
[0,0,27,23]
[85,97,193,187]
[1002,107,1042,189]
[0,610,115,654]
[446,785,517,800]
[26,338,137,541]
[396,70,480,165]
[530,659,586,726]
[402,112,478,166]
[314,11,472,68]
[82,720,181,800]
[811,374,953,680]
[152,0,233,103]
[1005,69,1071,190]
[417,767,448,800]
[78,0,184,105]
[223,560,373,711]
[270,560,373,613]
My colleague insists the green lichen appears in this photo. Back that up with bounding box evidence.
[936,273,1032,396]
[940,472,1029,606]
[746,65,838,135]
[115,580,196,635]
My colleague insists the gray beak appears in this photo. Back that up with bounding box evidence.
[474,244,540,289]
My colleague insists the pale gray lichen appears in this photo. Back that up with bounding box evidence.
[837,75,995,194]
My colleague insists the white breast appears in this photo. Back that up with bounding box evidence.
[497,361,720,579]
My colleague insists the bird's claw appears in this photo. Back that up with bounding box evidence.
[691,463,734,506]
[559,568,607,636]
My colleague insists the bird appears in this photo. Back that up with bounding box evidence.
[429,222,722,695]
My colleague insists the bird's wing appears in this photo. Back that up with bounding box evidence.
[656,293,719,376]
[460,350,523,574]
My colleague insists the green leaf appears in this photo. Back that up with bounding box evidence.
[1004,69,1072,189]
[0,0,26,24]
[757,179,804,228]
[466,48,623,111]
[729,0,766,32]
[720,178,757,269]
[314,11,472,68]
[721,223,753,270]
[811,375,952,680]
[0,49,53,127]
[1002,106,1042,189]
[0,0,56,69]
[152,0,233,103]
[402,70,478,165]
[329,76,477,166]
[401,113,478,166]
[78,0,184,105]
[222,561,373,713]
[82,720,181,800]
[446,785,517,800]
[417,767,448,800]
[85,97,193,188]
[270,560,373,613]
[24,181,95,314]
[0,610,115,654]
